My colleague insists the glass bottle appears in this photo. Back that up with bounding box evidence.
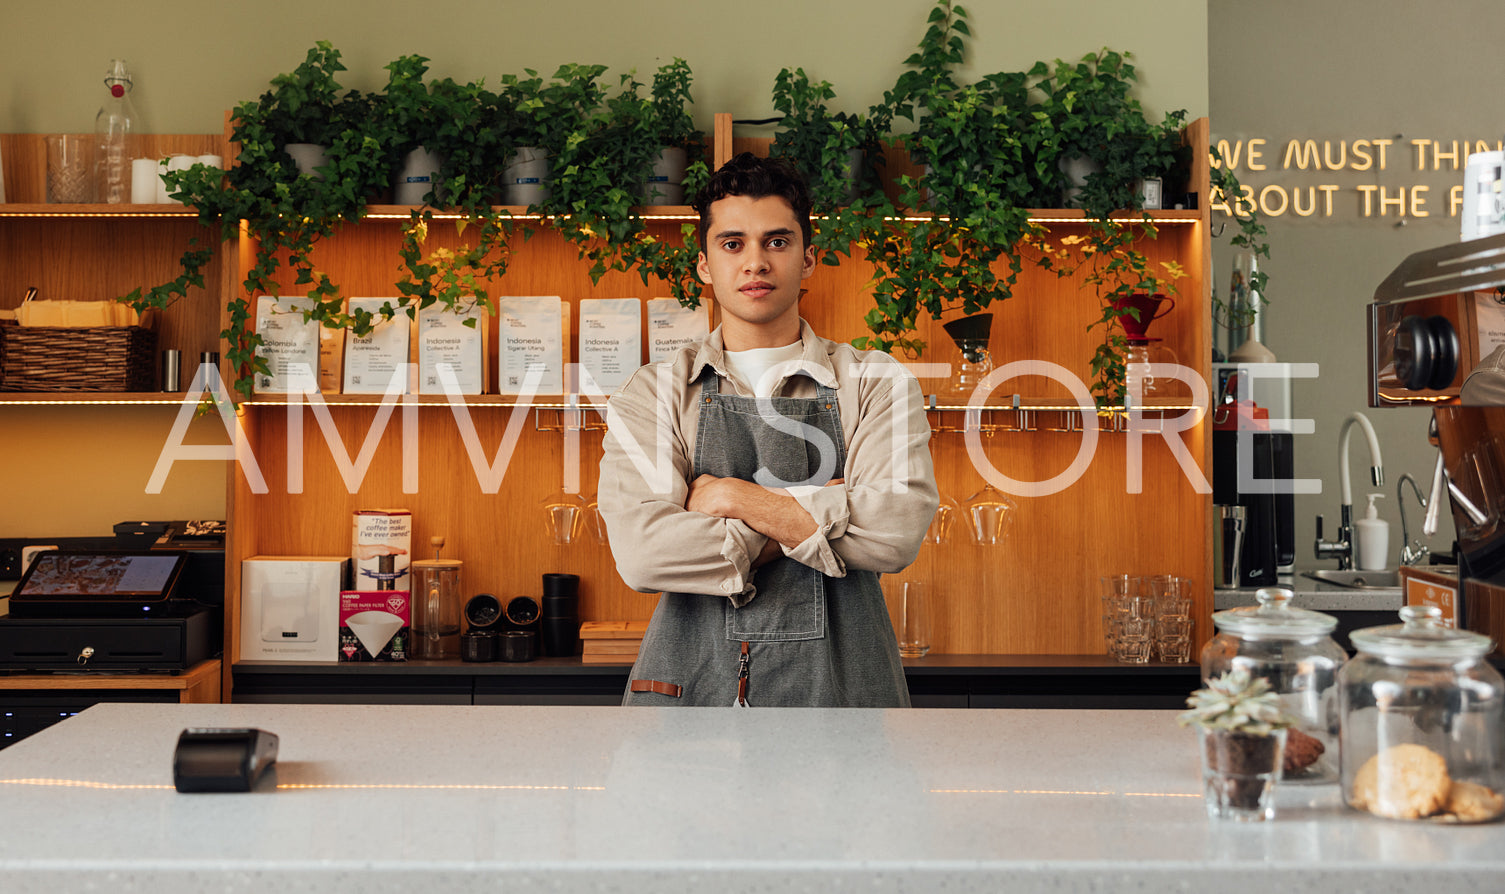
[94,59,139,204]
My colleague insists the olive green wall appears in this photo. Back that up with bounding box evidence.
[1208,0,1500,564]
[1,0,1208,539]
[4,0,1206,135]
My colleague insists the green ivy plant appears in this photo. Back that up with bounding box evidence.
[1026,48,1191,405]
[138,47,707,396]
[1209,152,1270,333]
[848,0,1041,357]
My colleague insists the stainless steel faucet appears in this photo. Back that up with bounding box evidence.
[1314,412,1384,570]
[1396,472,1430,566]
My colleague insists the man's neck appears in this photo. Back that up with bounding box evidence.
[722,318,801,352]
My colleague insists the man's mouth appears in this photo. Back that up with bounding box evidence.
[740,281,774,297]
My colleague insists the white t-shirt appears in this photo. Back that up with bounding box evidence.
[723,342,804,398]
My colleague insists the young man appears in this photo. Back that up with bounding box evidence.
[599,153,938,707]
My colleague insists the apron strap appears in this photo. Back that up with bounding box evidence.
[735,641,751,706]
[629,679,683,698]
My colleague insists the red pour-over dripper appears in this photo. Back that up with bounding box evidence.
[1112,293,1174,341]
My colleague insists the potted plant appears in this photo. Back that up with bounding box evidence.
[381,54,450,205]
[244,40,366,178]
[1178,668,1294,821]
[770,66,882,210]
[637,58,702,205]
[499,63,608,207]
[1028,49,1184,210]
[145,44,474,396]
[850,0,1038,359]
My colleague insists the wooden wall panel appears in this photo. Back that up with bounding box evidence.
[223,121,1215,680]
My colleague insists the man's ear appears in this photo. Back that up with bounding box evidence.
[697,251,712,284]
[801,244,817,280]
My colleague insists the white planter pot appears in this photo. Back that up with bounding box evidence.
[284,143,329,179]
[503,147,551,206]
[639,147,688,206]
[1058,155,1102,208]
[394,147,443,205]
[837,148,863,204]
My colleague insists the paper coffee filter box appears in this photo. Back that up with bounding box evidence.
[352,509,412,593]
[340,590,410,661]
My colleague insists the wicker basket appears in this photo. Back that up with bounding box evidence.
[0,324,158,392]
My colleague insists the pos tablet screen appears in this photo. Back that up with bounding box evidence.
[8,550,187,617]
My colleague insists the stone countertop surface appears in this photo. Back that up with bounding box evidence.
[2,703,1503,894]
[1214,570,1406,611]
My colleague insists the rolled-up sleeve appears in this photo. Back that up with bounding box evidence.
[598,365,767,605]
[785,366,938,576]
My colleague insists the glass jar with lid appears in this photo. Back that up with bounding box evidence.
[1202,587,1347,783]
[1339,605,1504,823]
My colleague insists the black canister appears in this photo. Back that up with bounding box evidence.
[464,593,503,633]
[499,630,537,662]
[540,573,580,657]
[460,631,497,662]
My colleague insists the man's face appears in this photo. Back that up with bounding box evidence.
[697,194,816,344]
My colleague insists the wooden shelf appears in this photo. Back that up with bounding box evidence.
[0,203,203,218]
[0,391,205,405]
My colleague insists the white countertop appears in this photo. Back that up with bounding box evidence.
[1,703,1503,893]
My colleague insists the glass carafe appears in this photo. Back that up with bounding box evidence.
[411,548,463,660]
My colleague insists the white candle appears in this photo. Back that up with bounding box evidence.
[162,155,194,205]
[131,158,158,204]
[154,159,171,204]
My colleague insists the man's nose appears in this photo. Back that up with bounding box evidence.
[743,247,770,274]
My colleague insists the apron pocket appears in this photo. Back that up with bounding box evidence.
[726,558,827,642]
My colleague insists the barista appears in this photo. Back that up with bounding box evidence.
[598,153,938,707]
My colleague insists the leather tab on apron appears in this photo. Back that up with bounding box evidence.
[629,679,683,698]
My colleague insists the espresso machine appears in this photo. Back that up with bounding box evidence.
[1368,231,1505,645]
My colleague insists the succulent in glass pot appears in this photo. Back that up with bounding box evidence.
[1179,668,1294,821]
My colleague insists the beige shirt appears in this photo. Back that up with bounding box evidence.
[599,320,939,605]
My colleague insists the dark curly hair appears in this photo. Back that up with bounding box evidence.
[692,152,813,253]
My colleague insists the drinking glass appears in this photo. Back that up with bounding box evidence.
[1115,596,1155,664]
[46,135,93,203]
[898,582,931,658]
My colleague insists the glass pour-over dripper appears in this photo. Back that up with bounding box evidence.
[942,314,994,405]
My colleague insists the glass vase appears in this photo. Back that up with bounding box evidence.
[1198,727,1286,821]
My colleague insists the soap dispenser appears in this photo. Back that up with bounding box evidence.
[1354,493,1390,571]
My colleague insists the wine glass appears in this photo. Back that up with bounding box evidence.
[927,492,962,545]
[965,483,1017,546]
[541,490,587,545]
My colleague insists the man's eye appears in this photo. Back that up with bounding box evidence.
[768,238,788,249]
[722,240,741,252]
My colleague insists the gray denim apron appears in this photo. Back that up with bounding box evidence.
[624,369,911,707]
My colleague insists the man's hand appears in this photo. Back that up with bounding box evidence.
[685,474,843,550]
[686,473,739,518]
